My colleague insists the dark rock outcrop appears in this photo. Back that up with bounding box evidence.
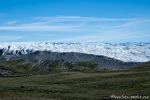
[0,69,14,76]
[0,49,4,56]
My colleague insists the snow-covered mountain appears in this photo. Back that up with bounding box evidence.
[0,42,150,62]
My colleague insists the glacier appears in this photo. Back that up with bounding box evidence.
[0,42,150,62]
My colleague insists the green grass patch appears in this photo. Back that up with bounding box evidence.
[0,70,150,99]
[0,59,150,99]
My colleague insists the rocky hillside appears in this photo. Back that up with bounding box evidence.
[0,51,141,75]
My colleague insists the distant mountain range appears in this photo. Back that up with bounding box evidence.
[0,42,150,62]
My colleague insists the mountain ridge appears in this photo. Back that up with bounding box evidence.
[0,51,141,76]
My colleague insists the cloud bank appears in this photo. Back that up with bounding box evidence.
[0,36,23,41]
[0,16,150,42]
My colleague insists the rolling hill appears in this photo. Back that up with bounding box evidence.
[0,51,141,76]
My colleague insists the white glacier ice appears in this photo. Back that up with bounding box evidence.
[0,42,150,62]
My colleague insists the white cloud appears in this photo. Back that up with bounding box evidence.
[49,33,150,42]
[0,36,23,41]
[3,21,19,25]
[0,25,83,31]
[0,16,139,32]
[107,19,150,28]
[33,16,134,22]
[0,13,5,16]
[0,16,148,31]
[0,16,150,42]
[37,34,58,36]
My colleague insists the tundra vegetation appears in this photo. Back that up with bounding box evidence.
[0,59,150,100]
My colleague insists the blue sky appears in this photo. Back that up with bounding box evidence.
[0,0,150,42]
